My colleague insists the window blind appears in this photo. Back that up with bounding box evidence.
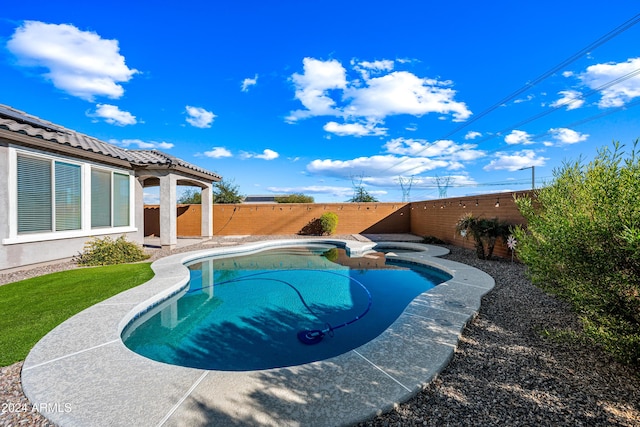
[91,169,111,228]
[17,155,52,233]
[113,173,130,227]
[55,162,81,231]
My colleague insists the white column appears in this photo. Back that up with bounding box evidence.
[159,173,177,247]
[200,183,213,238]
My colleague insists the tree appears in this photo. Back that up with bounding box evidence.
[513,140,640,366]
[348,186,378,203]
[348,175,378,202]
[213,178,244,204]
[177,188,202,204]
[275,193,314,203]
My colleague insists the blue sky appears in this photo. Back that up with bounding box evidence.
[2,2,639,203]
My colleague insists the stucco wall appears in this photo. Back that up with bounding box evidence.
[144,202,411,237]
[0,144,145,271]
[409,191,532,258]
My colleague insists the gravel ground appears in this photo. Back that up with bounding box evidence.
[1,236,639,426]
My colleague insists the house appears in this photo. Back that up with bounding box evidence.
[0,104,221,271]
[242,195,287,203]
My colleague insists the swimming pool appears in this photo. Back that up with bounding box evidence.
[122,244,452,370]
[23,238,496,427]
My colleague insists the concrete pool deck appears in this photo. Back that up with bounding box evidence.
[21,239,495,427]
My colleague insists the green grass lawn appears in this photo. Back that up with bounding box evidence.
[0,263,154,366]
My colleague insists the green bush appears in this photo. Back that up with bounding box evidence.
[455,213,511,259]
[275,193,315,203]
[319,212,338,235]
[513,140,640,367]
[75,235,150,266]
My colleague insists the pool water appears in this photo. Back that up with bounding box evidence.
[123,245,451,371]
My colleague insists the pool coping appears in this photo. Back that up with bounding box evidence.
[21,239,495,427]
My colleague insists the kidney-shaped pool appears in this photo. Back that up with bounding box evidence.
[122,244,452,371]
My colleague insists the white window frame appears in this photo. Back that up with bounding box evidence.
[3,147,137,245]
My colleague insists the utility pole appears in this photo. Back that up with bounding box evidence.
[518,166,535,190]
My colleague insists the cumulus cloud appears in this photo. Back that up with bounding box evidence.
[185,106,216,128]
[202,147,232,158]
[383,138,486,162]
[287,57,471,130]
[110,138,174,150]
[580,57,640,108]
[7,21,138,101]
[549,128,589,145]
[465,131,482,140]
[483,150,548,171]
[253,149,279,160]
[287,58,347,122]
[307,155,448,178]
[241,74,258,92]
[550,90,585,110]
[504,130,534,145]
[323,121,387,137]
[90,104,136,125]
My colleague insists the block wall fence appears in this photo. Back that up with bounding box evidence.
[144,190,533,259]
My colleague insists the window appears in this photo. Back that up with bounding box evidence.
[113,173,130,227]
[91,169,112,228]
[17,156,52,233]
[55,162,82,231]
[91,168,131,228]
[17,155,81,234]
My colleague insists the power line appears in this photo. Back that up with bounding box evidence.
[378,12,640,175]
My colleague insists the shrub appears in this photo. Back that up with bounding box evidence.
[455,213,511,259]
[513,140,640,367]
[319,212,338,235]
[275,193,315,203]
[75,235,150,266]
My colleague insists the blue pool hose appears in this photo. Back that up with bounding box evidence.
[186,269,373,345]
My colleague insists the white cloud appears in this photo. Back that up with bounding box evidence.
[580,57,640,108]
[307,155,448,178]
[287,57,471,126]
[241,74,258,92]
[91,104,136,126]
[202,147,232,158]
[345,71,472,121]
[110,138,174,150]
[7,21,138,101]
[254,149,279,160]
[549,127,589,145]
[287,57,348,122]
[323,121,387,137]
[464,131,481,140]
[240,149,279,160]
[185,106,216,128]
[550,90,585,110]
[513,94,534,104]
[483,150,548,171]
[383,138,486,162]
[504,130,534,145]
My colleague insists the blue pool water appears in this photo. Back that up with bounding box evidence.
[122,245,451,371]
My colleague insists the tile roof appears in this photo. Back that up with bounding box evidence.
[0,104,221,181]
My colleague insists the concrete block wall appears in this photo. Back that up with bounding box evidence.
[144,202,411,237]
[409,191,532,258]
[143,191,532,259]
